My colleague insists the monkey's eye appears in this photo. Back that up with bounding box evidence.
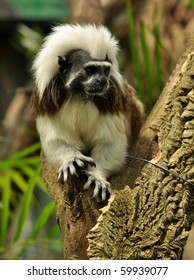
[84,65,98,75]
[104,66,110,76]
[58,56,71,74]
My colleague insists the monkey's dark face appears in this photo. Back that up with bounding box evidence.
[58,50,112,97]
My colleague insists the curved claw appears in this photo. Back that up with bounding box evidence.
[57,154,96,184]
[57,170,64,184]
[75,156,96,169]
[84,175,111,201]
[93,181,111,201]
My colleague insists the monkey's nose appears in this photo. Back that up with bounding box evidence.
[96,77,107,87]
[86,77,109,94]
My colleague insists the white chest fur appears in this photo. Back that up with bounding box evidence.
[36,97,129,190]
[36,99,127,154]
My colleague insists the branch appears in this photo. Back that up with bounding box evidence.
[87,33,194,259]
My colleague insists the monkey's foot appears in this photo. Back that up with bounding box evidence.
[58,153,95,183]
[84,169,111,201]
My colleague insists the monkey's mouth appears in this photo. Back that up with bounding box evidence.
[85,83,109,96]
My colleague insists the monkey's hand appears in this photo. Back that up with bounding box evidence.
[57,151,95,183]
[83,168,111,201]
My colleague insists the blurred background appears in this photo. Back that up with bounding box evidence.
[0,0,194,259]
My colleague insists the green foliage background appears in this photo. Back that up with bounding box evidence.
[0,143,63,259]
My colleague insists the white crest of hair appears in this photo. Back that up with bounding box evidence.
[32,24,124,99]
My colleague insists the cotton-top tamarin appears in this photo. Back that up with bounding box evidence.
[31,24,143,201]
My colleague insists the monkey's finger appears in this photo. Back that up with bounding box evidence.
[92,180,111,201]
[83,177,93,190]
[101,189,106,201]
[103,185,111,201]
[92,181,101,198]
[83,160,96,170]
[80,155,96,167]
[63,170,69,182]
[69,162,78,176]
[74,158,85,168]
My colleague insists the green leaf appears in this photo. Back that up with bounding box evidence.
[16,156,40,166]
[0,173,11,246]
[19,165,37,178]
[34,176,47,193]
[126,0,144,101]
[6,142,41,161]
[189,0,194,8]
[10,170,28,192]
[0,143,41,170]
[153,24,163,95]
[47,223,61,239]
[19,165,46,193]
[31,201,55,239]
[139,21,154,107]
[14,168,40,241]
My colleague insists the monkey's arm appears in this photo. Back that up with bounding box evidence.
[36,117,95,182]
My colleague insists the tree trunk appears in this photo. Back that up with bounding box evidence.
[40,1,194,259]
[87,34,194,259]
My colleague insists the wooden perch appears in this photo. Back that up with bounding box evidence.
[87,34,194,259]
